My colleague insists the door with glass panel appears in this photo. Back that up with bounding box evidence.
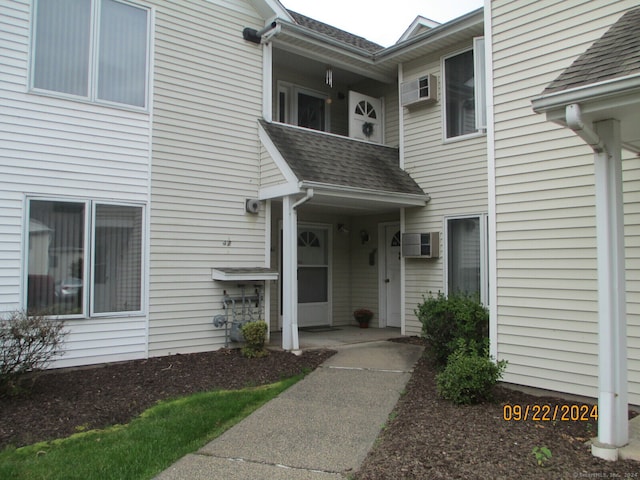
[297,225,330,327]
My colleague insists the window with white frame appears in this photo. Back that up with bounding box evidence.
[31,0,150,108]
[27,199,143,316]
[442,37,486,139]
[445,215,488,305]
[276,82,329,132]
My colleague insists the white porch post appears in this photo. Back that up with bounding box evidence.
[282,195,299,351]
[592,118,628,460]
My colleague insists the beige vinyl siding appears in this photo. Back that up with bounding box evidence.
[401,41,488,336]
[351,214,400,326]
[260,145,288,188]
[0,0,151,367]
[148,0,267,356]
[491,0,640,403]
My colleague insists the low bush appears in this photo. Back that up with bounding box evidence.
[240,321,269,358]
[415,292,489,367]
[436,340,507,405]
[0,310,67,395]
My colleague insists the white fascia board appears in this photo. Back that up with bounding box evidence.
[531,73,640,114]
[248,0,293,22]
[259,182,302,200]
[397,16,441,43]
[271,36,393,83]
[300,181,429,206]
[376,9,484,61]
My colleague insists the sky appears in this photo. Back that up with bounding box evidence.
[280,0,484,47]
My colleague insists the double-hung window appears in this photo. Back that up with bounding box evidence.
[31,0,150,108]
[27,199,144,317]
[442,37,486,139]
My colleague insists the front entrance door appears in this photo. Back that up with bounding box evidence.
[384,224,401,327]
[297,225,330,327]
[349,91,383,143]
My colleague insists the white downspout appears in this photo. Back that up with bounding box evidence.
[566,104,606,154]
[566,104,628,461]
[282,189,314,353]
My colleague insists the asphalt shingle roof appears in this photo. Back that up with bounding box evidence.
[543,8,640,94]
[259,120,426,197]
[287,10,384,53]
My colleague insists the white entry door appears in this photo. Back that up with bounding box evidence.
[384,225,401,327]
[297,225,330,327]
[349,91,383,143]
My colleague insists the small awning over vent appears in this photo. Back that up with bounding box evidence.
[211,268,278,281]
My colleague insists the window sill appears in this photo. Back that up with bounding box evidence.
[442,130,486,145]
[28,88,149,114]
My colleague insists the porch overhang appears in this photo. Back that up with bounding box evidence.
[257,120,429,213]
[296,181,428,212]
[532,73,640,154]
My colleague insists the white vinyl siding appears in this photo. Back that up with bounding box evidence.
[491,0,640,402]
[148,0,267,356]
[0,0,151,368]
[401,40,487,337]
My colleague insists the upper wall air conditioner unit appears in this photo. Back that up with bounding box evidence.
[401,74,437,107]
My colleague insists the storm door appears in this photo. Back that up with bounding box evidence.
[297,225,330,327]
[384,224,401,327]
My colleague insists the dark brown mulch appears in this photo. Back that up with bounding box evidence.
[3,338,640,479]
[0,348,335,449]
[357,338,640,479]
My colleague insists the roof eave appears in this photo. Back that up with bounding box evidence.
[300,181,430,207]
[375,8,484,61]
[531,73,640,115]
[272,22,394,83]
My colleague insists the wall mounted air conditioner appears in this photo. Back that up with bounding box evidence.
[401,74,437,107]
[401,232,439,258]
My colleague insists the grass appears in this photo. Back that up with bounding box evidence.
[0,375,302,480]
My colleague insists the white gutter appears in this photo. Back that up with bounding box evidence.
[531,73,640,113]
[299,181,429,206]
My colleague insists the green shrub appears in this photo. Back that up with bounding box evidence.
[436,341,507,405]
[0,310,67,395]
[240,321,269,358]
[415,292,489,366]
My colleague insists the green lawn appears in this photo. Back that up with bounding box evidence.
[0,376,300,480]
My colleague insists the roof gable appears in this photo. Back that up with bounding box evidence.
[397,16,441,43]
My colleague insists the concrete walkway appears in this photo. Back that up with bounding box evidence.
[155,340,424,479]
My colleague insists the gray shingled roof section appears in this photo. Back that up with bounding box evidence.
[287,10,384,53]
[544,8,640,94]
[259,120,426,196]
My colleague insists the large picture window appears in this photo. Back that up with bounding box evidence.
[446,215,488,305]
[443,37,486,139]
[31,0,150,108]
[27,199,143,316]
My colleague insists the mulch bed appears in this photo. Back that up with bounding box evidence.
[356,338,640,479]
[2,338,640,479]
[0,348,335,449]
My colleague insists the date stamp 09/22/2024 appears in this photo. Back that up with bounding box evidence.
[503,403,599,422]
